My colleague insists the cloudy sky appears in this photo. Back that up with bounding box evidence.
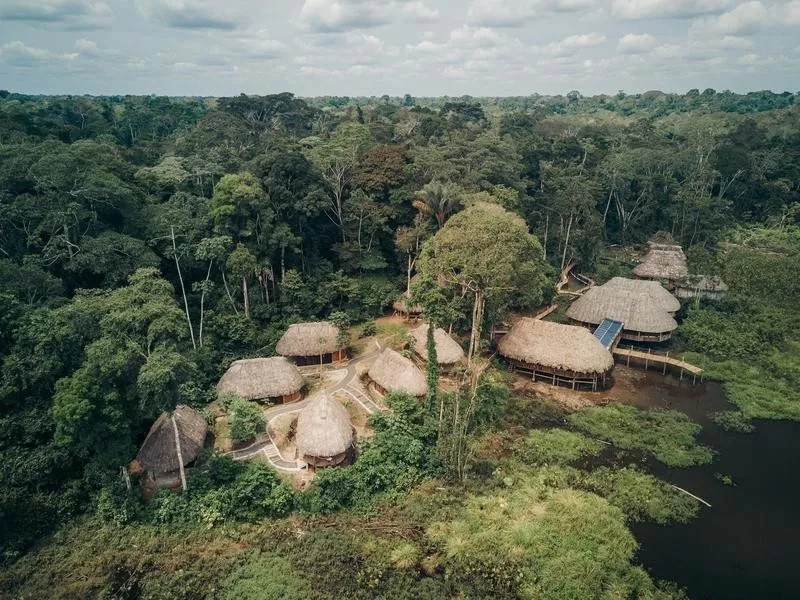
[1,0,799,96]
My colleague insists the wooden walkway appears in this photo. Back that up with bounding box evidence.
[612,346,703,381]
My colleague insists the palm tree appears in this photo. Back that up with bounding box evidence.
[413,181,461,229]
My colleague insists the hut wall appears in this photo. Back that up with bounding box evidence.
[570,319,672,343]
[505,358,611,391]
[279,389,303,404]
[292,348,347,366]
[301,451,349,469]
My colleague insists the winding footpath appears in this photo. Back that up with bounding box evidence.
[225,341,386,471]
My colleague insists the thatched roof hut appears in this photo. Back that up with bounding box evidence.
[393,293,424,317]
[498,319,614,376]
[137,404,207,476]
[368,348,428,397]
[567,278,678,341]
[216,357,304,403]
[409,324,464,366]
[675,275,729,300]
[296,394,353,468]
[633,242,688,281]
[276,321,346,365]
[602,277,681,313]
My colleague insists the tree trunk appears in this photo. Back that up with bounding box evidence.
[467,289,484,366]
[198,259,213,348]
[171,226,197,350]
[242,275,250,319]
[221,269,238,314]
[281,246,286,283]
[560,213,573,272]
[543,212,549,261]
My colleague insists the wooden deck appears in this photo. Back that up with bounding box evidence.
[612,346,703,380]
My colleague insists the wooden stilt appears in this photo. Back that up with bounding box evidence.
[663,352,668,375]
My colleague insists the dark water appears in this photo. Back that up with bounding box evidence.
[616,371,800,599]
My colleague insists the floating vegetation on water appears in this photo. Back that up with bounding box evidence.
[581,466,700,524]
[714,473,736,486]
[568,404,715,467]
[710,410,756,433]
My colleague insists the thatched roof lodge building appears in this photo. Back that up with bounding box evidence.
[135,404,208,491]
[296,394,353,469]
[367,348,428,397]
[675,275,729,301]
[276,321,346,365]
[567,277,679,342]
[409,324,464,368]
[498,319,614,391]
[217,357,304,404]
[633,242,688,281]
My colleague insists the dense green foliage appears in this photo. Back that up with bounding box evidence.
[2,89,799,595]
[515,428,604,466]
[569,404,715,467]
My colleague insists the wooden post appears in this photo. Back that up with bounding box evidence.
[552,372,556,386]
[645,348,649,371]
[663,352,668,375]
[626,349,631,367]
[572,377,576,390]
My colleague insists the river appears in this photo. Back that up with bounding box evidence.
[609,368,800,599]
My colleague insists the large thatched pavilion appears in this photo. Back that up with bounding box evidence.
[408,324,464,369]
[367,348,427,398]
[276,321,346,365]
[296,394,353,470]
[633,242,688,281]
[217,357,304,404]
[498,319,615,391]
[135,404,208,491]
[567,277,679,342]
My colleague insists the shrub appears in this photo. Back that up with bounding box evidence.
[360,320,378,337]
[515,429,604,466]
[227,398,263,444]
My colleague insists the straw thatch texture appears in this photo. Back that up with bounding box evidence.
[567,280,678,334]
[137,405,207,474]
[276,321,342,357]
[393,293,424,315]
[675,275,729,299]
[216,357,303,400]
[296,394,353,460]
[602,277,681,313]
[633,243,688,280]
[498,318,613,375]
[368,348,428,396]
[409,324,465,365]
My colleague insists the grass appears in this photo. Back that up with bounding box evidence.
[709,410,756,433]
[568,403,715,467]
[514,429,604,466]
[580,466,700,524]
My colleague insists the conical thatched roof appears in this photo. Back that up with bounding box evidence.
[409,324,465,365]
[567,278,678,334]
[498,318,614,374]
[633,243,688,280]
[137,405,207,474]
[216,357,303,400]
[602,277,681,313]
[368,348,428,396]
[296,394,353,459]
[276,321,343,357]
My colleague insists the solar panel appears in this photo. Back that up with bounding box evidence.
[594,318,624,349]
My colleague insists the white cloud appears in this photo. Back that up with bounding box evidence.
[0,0,112,29]
[541,32,606,56]
[690,1,769,37]
[467,0,596,27]
[617,33,657,54]
[402,1,439,22]
[0,41,79,66]
[136,0,242,30]
[612,0,733,20]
